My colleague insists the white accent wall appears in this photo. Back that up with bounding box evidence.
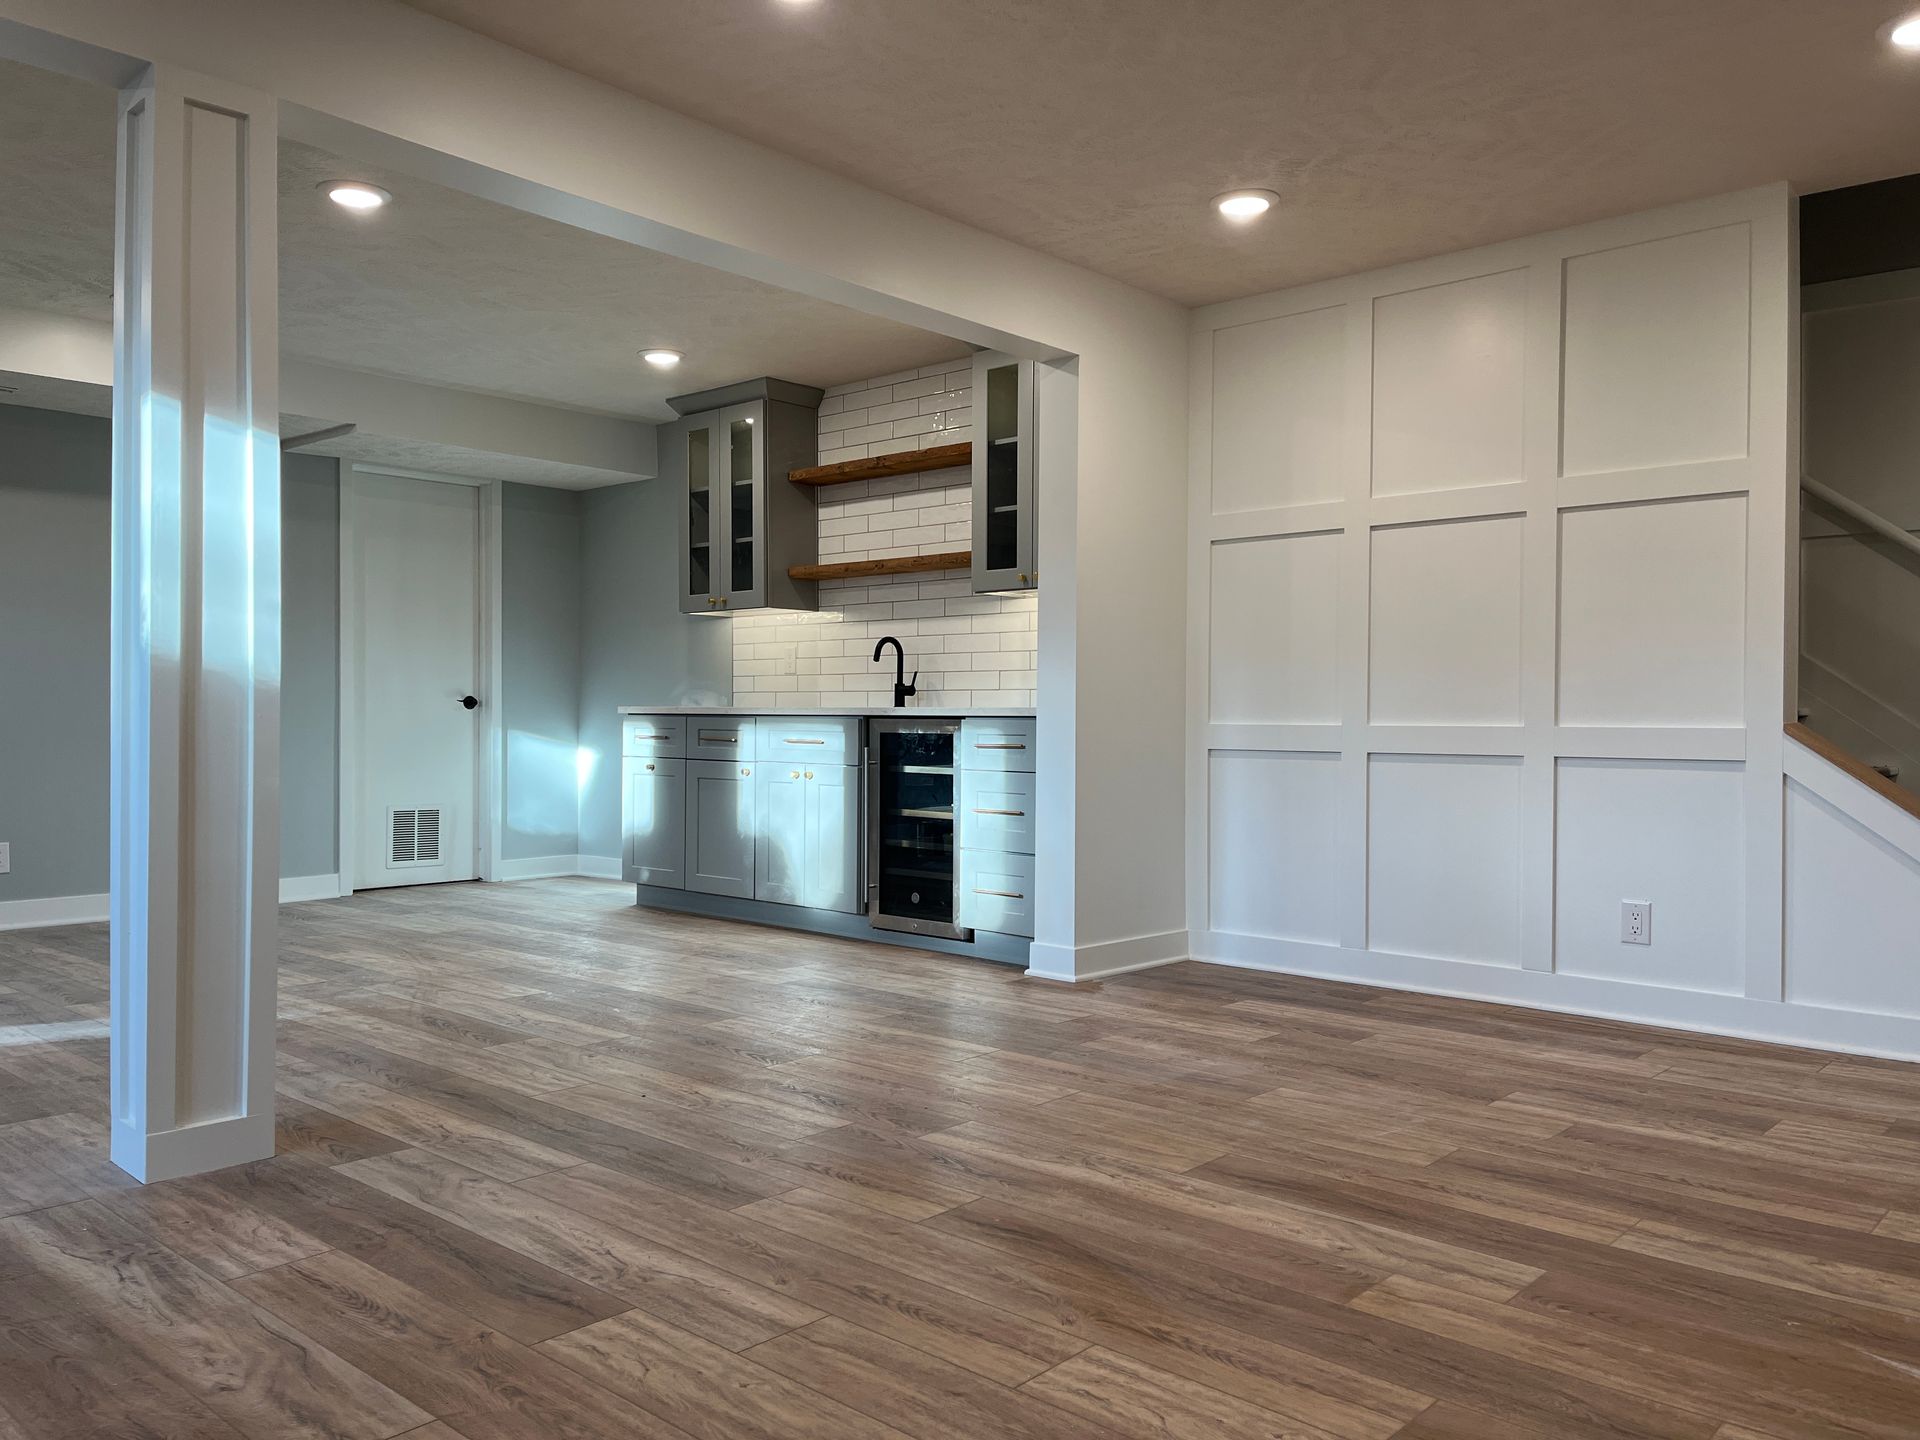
[731,361,1039,710]
[1185,186,1920,1059]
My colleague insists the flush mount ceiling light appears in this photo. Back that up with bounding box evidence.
[321,180,391,211]
[641,348,684,369]
[1213,188,1279,222]
[1892,15,1920,48]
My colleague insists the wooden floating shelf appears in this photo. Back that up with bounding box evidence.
[788,441,971,488]
[788,550,971,583]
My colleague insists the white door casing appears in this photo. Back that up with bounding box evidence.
[348,470,482,890]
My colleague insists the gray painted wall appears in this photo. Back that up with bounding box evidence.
[282,456,341,879]
[0,406,111,904]
[576,478,731,861]
[0,405,340,902]
[0,403,721,902]
[500,482,583,861]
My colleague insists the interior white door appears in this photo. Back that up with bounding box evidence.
[351,472,481,891]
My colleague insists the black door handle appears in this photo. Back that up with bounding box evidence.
[461,694,480,710]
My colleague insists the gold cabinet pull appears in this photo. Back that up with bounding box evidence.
[784,737,827,745]
[973,888,1025,899]
[973,808,1026,817]
[975,742,1026,750]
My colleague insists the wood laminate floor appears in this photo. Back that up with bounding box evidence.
[2,878,1919,1438]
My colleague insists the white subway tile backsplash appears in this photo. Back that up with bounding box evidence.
[731,363,1033,711]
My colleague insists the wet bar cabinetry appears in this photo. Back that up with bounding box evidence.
[618,709,1036,964]
[667,377,823,614]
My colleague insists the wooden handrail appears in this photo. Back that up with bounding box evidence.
[1785,722,1920,824]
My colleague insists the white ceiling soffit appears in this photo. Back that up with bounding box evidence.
[400,0,1920,307]
[0,381,635,489]
[0,58,969,426]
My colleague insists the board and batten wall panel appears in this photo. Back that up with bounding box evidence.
[1180,186,1920,1057]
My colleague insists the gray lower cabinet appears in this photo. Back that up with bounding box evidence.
[686,760,757,898]
[622,756,686,888]
[957,715,1037,938]
[755,762,861,913]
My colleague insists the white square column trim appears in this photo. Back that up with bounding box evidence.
[110,63,281,1182]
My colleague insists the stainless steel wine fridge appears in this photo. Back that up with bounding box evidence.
[866,717,971,941]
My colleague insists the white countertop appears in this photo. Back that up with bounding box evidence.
[618,705,1036,718]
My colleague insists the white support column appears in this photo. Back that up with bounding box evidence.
[110,62,280,1183]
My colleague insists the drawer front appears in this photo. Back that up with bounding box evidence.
[622,715,685,758]
[689,716,755,762]
[960,717,1036,772]
[959,768,1036,855]
[760,717,860,765]
[959,849,1036,938]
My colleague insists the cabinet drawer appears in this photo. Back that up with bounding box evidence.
[760,717,860,765]
[689,716,755,762]
[960,717,1036,772]
[959,769,1036,855]
[959,849,1036,938]
[622,715,685,758]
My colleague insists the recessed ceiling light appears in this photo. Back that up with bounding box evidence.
[1892,15,1920,48]
[641,348,684,369]
[1213,189,1279,222]
[321,180,391,211]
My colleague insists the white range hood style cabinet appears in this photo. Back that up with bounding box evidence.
[666,377,824,614]
[971,350,1038,594]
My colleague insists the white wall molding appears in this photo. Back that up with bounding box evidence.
[1026,928,1188,984]
[1199,931,1920,1064]
[576,854,622,881]
[1188,186,1805,1049]
[0,892,111,931]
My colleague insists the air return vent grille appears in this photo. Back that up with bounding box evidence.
[387,807,443,868]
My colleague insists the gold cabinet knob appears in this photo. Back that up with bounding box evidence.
[644,763,655,772]
[741,767,750,776]
[790,770,800,779]
[804,771,813,780]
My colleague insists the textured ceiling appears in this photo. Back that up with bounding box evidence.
[398,0,1920,306]
[0,59,966,423]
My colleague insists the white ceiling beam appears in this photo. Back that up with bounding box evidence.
[0,305,655,480]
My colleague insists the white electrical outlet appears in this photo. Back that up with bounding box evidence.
[0,842,10,874]
[1621,899,1651,946]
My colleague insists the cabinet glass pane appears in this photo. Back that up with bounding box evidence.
[983,363,1020,572]
[730,417,756,593]
[874,729,955,925]
[687,425,711,596]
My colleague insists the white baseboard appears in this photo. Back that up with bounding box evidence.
[1026,928,1189,983]
[498,854,587,881]
[280,874,345,904]
[2,876,344,930]
[112,1110,275,1184]
[0,892,109,931]
[1196,928,1920,1064]
[497,854,624,882]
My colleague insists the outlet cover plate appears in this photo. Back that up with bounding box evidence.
[1621,899,1651,946]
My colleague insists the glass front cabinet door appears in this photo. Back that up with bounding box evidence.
[971,350,1037,594]
[672,410,723,614]
[669,378,824,615]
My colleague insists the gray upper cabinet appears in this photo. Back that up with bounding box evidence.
[971,350,1037,594]
[668,378,824,614]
